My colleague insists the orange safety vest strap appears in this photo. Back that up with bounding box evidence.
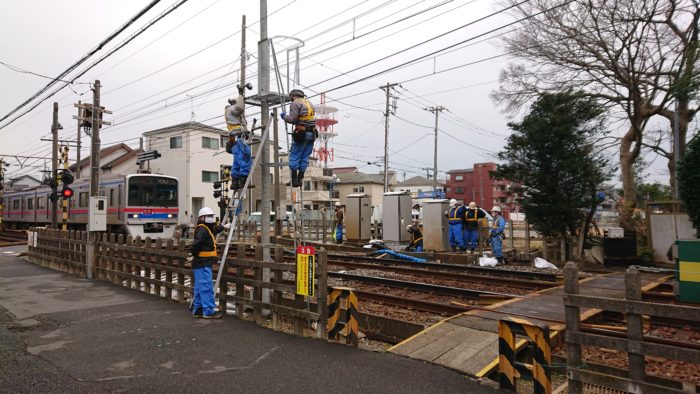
[448,208,461,222]
[196,224,217,257]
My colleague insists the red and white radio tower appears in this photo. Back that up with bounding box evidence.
[314,93,338,168]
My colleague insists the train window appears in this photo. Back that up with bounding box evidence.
[13,199,19,210]
[128,176,178,207]
[79,192,89,207]
[28,198,33,209]
[37,197,45,209]
[109,189,115,207]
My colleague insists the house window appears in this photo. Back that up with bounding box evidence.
[456,187,464,194]
[202,136,219,150]
[202,171,219,183]
[352,186,365,193]
[303,181,311,191]
[446,187,451,193]
[313,181,318,190]
[79,192,89,208]
[455,175,464,181]
[220,135,228,147]
[170,136,182,149]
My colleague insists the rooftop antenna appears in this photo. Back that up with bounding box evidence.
[186,94,195,121]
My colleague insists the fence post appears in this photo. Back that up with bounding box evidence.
[272,245,283,330]
[322,215,327,244]
[235,244,245,318]
[317,248,328,339]
[165,238,174,300]
[177,239,186,303]
[117,234,125,286]
[525,221,531,253]
[144,237,152,295]
[509,220,514,249]
[625,266,645,383]
[254,245,263,323]
[564,262,583,394]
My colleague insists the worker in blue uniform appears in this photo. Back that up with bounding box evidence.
[490,205,506,264]
[225,131,251,190]
[225,92,251,190]
[280,89,316,188]
[188,207,230,318]
[463,201,485,253]
[446,199,466,252]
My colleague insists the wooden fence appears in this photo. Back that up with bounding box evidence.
[564,262,700,394]
[26,228,328,338]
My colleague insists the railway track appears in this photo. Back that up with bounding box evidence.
[0,229,26,246]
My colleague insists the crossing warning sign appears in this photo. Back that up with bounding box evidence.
[296,245,315,297]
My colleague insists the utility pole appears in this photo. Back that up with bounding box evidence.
[85,80,111,279]
[273,108,282,236]
[424,105,446,193]
[380,83,399,192]
[51,102,59,229]
[259,0,272,309]
[241,15,246,89]
[76,100,81,179]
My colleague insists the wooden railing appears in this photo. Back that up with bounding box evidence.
[564,262,700,394]
[26,228,328,338]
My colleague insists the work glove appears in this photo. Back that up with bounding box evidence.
[280,112,286,120]
[490,230,497,237]
[186,255,194,263]
[223,223,232,229]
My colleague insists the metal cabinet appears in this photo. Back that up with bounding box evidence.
[346,193,371,241]
[422,199,449,251]
[382,192,411,242]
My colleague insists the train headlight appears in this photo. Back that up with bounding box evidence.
[133,214,139,218]
[167,214,173,218]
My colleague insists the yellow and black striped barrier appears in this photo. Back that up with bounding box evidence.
[327,287,359,347]
[498,317,552,394]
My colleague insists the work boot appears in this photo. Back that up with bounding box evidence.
[298,170,305,182]
[202,310,223,319]
[290,170,299,187]
[496,256,504,265]
[229,177,238,190]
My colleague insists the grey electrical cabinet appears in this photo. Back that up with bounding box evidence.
[422,199,450,251]
[382,191,412,242]
[346,193,371,241]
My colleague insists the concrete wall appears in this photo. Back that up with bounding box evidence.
[649,213,697,262]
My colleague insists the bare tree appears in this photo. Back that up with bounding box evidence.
[492,0,699,217]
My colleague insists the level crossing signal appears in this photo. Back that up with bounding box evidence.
[60,170,74,199]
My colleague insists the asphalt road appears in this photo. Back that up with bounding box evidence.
[0,245,498,394]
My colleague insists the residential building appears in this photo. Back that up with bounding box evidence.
[70,143,142,179]
[446,162,518,218]
[143,122,232,225]
[5,175,42,191]
[332,171,397,208]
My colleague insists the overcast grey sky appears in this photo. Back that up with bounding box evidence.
[0,0,672,184]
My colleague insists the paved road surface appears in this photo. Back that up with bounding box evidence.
[0,245,497,393]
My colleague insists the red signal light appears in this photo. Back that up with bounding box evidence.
[61,187,74,199]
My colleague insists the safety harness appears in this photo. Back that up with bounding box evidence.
[297,98,315,121]
[448,207,462,223]
[465,208,479,222]
[196,224,217,257]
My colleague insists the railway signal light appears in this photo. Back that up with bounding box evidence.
[61,187,74,199]
[49,191,59,203]
[213,180,222,198]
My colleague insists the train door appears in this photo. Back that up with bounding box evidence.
[117,184,123,221]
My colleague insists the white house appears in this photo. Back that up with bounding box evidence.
[143,122,233,225]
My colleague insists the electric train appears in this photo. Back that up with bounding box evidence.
[2,174,179,238]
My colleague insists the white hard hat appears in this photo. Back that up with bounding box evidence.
[468,201,477,209]
[335,201,341,207]
[491,206,502,213]
[449,199,458,207]
[198,207,215,217]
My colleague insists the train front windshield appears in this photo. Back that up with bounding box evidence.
[128,177,178,207]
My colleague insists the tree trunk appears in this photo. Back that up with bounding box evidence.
[620,125,639,216]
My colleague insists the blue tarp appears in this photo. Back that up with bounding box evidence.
[371,249,428,263]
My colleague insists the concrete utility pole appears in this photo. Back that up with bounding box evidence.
[424,106,446,193]
[51,102,59,229]
[259,0,272,306]
[76,100,81,179]
[380,83,399,192]
[273,108,282,236]
[241,15,246,87]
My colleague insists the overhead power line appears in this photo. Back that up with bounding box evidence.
[0,0,162,128]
